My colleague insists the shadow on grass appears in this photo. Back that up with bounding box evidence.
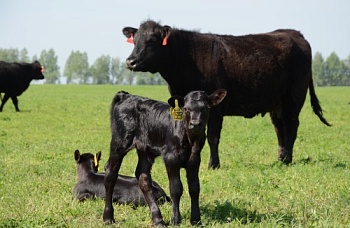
[201,200,294,225]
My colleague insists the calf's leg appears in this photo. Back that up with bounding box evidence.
[186,152,201,225]
[136,151,165,226]
[103,152,124,224]
[165,161,183,225]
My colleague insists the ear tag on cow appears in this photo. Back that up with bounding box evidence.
[41,66,44,73]
[162,32,168,46]
[127,34,134,44]
[94,154,100,171]
[170,99,183,120]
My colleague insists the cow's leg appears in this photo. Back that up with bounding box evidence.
[270,112,286,162]
[164,159,183,225]
[135,151,165,226]
[103,138,129,224]
[185,148,201,225]
[207,108,224,169]
[0,93,11,112]
[10,95,20,112]
[271,109,300,164]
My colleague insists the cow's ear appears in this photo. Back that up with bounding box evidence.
[168,95,184,108]
[209,89,227,107]
[122,27,138,43]
[74,150,81,162]
[162,25,171,46]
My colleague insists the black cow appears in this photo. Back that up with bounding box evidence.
[122,20,331,168]
[72,150,170,206]
[103,89,227,226]
[0,60,44,112]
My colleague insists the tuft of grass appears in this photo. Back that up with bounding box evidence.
[0,85,349,227]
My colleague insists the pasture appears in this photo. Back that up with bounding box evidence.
[0,85,349,227]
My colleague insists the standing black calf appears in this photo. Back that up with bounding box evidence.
[72,150,170,206]
[0,60,44,112]
[103,89,227,226]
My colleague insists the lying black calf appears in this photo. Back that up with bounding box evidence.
[72,150,170,206]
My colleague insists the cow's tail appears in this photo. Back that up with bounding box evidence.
[309,78,331,126]
[110,91,129,124]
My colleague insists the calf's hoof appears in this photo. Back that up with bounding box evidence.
[103,218,115,225]
[208,162,220,169]
[191,220,202,226]
[153,220,166,227]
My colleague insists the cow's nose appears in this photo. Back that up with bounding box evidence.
[126,58,136,69]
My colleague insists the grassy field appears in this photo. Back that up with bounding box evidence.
[0,85,349,227]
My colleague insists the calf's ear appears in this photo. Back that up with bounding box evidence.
[168,95,184,108]
[209,89,227,107]
[74,150,81,162]
[96,151,102,162]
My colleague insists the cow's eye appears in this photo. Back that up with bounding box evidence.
[146,36,157,44]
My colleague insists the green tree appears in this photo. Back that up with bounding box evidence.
[39,48,60,84]
[136,72,166,85]
[0,48,19,62]
[312,52,324,86]
[344,55,350,86]
[90,55,111,84]
[64,51,89,84]
[110,57,125,84]
[324,52,347,86]
[19,48,30,62]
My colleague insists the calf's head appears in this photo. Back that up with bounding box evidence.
[31,61,45,80]
[74,149,101,173]
[123,20,171,73]
[168,89,227,134]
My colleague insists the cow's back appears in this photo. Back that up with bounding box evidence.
[201,30,311,117]
[0,61,32,95]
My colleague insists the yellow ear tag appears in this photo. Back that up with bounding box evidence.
[170,99,183,120]
[94,154,100,171]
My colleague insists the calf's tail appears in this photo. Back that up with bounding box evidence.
[110,91,129,124]
[309,78,331,126]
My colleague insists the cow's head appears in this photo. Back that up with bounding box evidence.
[168,89,227,135]
[32,61,45,80]
[123,20,171,73]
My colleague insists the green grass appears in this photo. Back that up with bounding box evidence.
[0,85,349,227]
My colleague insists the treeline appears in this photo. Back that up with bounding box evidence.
[1,48,350,86]
[0,48,166,85]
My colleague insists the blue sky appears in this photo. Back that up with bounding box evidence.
[0,0,349,72]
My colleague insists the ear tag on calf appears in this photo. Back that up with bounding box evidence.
[94,154,100,171]
[170,99,183,120]
[127,34,134,43]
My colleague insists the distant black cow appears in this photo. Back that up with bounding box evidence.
[122,20,331,168]
[103,89,227,226]
[0,61,44,112]
[72,150,170,206]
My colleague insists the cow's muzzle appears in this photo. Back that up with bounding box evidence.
[126,59,137,70]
